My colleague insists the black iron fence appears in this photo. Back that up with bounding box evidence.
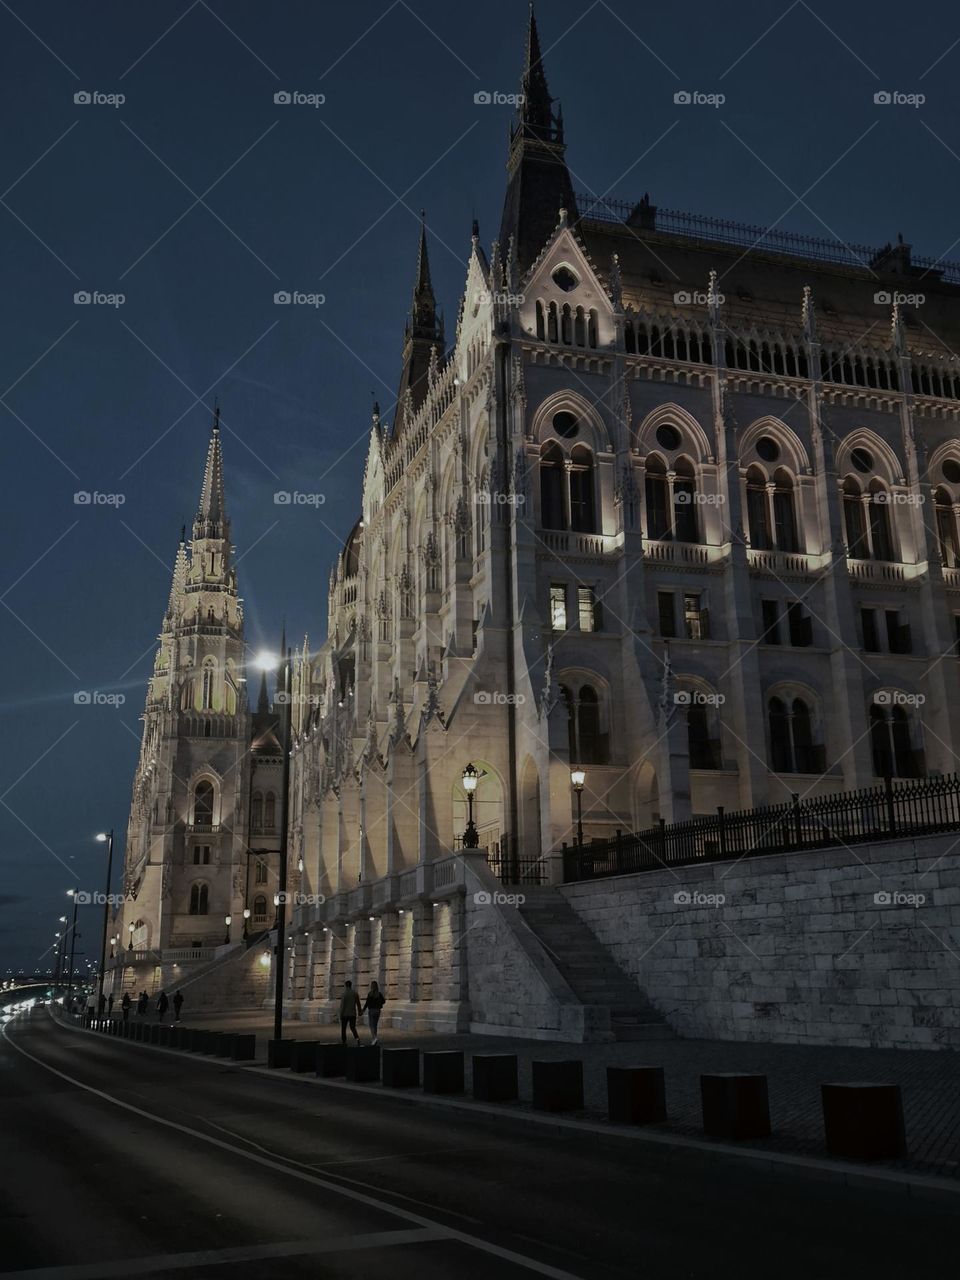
[562,774,960,883]
[476,833,550,887]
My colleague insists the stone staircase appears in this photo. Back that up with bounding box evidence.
[518,890,674,1042]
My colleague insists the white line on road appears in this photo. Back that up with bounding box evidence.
[0,1228,445,1279]
[3,1021,584,1280]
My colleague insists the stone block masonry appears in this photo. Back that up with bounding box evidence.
[562,833,960,1051]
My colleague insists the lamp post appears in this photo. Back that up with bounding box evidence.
[461,763,480,849]
[255,644,293,1044]
[95,831,115,1011]
[571,768,586,848]
[224,915,232,946]
[127,922,135,953]
[66,889,79,1003]
[242,907,250,940]
[54,928,64,987]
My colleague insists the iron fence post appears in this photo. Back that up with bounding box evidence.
[717,806,726,860]
[885,774,896,836]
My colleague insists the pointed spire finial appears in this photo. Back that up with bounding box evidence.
[194,405,227,538]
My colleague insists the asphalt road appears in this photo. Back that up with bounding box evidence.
[0,1010,955,1279]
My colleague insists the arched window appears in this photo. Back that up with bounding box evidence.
[251,792,263,829]
[673,458,699,543]
[535,300,545,341]
[189,882,209,915]
[252,894,268,922]
[645,455,670,541]
[772,469,799,552]
[201,664,214,710]
[540,443,566,530]
[562,683,607,765]
[569,446,596,533]
[255,859,268,885]
[935,486,960,568]
[870,702,921,778]
[264,792,276,829]
[194,781,214,826]
[867,481,895,562]
[746,466,771,549]
[768,695,820,773]
[843,478,869,558]
[687,700,721,769]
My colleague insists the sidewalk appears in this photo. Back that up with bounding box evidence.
[158,1009,960,1181]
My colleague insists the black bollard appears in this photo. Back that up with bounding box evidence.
[343,1045,381,1083]
[700,1073,771,1140]
[821,1083,907,1160]
[231,1034,256,1062]
[316,1044,346,1078]
[606,1066,667,1125]
[472,1054,519,1103]
[289,1041,321,1073]
[267,1038,296,1069]
[531,1059,584,1113]
[381,1048,420,1088]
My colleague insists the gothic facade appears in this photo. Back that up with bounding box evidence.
[112,9,960,1028]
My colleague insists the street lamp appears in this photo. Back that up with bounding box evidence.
[254,642,293,1044]
[95,831,115,1011]
[224,914,232,946]
[242,907,251,939]
[127,922,135,952]
[462,763,480,849]
[66,888,79,1004]
[571,768,586,847]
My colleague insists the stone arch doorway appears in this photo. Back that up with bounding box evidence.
[635,759,659,830]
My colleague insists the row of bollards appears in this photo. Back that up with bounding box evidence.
[86,1017,908,1162]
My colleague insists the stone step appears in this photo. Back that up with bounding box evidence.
[612,1023,675,1042]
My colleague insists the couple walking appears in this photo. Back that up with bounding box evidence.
[339,980,385,1045]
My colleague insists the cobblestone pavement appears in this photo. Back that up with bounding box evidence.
[156,1009,960,1180]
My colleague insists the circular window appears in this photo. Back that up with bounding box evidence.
[553,411,579,439]
[655,424,681,451]
[756,436,780,462]
[944,459,960,484]
[551,265,579,293]
[851,447,874,474]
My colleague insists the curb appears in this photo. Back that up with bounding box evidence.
[52,1014,960,1203]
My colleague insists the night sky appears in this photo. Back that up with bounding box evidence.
[2,0,958,973]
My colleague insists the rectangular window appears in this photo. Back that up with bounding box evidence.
[550,584,567,632]
[787,602,812,647]
[761,599,781,644]
[683,593,708,640]
[193,846,210,865]
[861,607,880,653]
[657,592,677,638]
[886,609,912,654]
[578,587,600,632]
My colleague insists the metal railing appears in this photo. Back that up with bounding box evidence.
[562,774,960,883]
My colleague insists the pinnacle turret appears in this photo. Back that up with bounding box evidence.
[194,404,228,540]
[393,215,445,436]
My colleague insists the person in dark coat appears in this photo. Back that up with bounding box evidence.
[172,990,184,1023]
[360,981,386,1045]
[121,992,131,1023]
[156,990,169,1022]
[137,991,148,1016]
[339,982,362,1044]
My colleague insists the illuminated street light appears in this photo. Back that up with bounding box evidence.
[461,763,480,849]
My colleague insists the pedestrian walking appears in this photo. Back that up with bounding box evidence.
[156,990,169,1022]
[107,994,114,1017]
[172,990,184,1023]
[137,991,148,1017]
[360,981,386,1045]
[121,992,131,1023]
[85,993,95,1027]
[97,993,106,1016]
[339,981,362,1045]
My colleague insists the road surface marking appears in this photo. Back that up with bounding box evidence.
[3,1021,584,1280]
[0,1228,445,1279]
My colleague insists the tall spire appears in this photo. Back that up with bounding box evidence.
[194,403,228,540]
[163,530,188,629]
[499,3,577,274]
[393,215,444,436]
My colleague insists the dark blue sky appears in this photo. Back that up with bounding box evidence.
[2,0,959,972]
